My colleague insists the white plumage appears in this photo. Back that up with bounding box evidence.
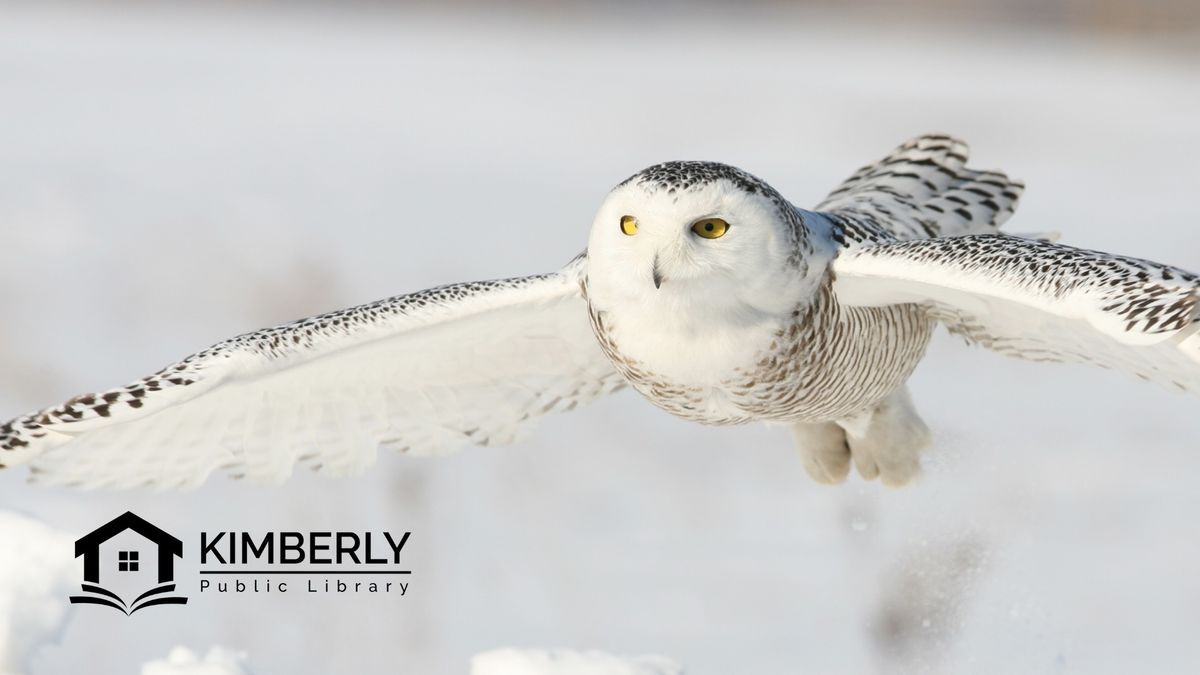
[2,261,622,489]
[2,134,1196,489]
[833,235,1200,392]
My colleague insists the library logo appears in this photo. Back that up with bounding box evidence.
[69,511,188,615]
[67,512,412,613]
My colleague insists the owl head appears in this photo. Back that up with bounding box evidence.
[585,161,824,317]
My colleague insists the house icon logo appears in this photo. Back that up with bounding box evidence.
[69,511,188,615]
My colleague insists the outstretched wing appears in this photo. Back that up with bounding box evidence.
[0,256,623,489]
[817,133,1024,243]
[832,234,1200,392]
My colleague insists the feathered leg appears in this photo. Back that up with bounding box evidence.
[791,421,851,484]
[838,387,930,487]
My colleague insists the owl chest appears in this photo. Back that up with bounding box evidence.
[585,291,934,424]
[585,300,801,423]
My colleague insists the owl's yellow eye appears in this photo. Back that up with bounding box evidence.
[620,215,638,236]
[691,218,729,239]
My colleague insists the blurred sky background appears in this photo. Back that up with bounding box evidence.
[0,1,1198,674]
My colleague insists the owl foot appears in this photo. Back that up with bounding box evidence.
[839,387,930,487]
[791,421,852,484]
[792,388,930,487]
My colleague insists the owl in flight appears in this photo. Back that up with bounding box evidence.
[2,134,1198,489]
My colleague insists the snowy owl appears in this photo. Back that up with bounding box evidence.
[2,134,1198,489]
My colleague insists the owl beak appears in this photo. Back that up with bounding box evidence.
[652,254,664,289]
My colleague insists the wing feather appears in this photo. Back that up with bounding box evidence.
[832,234,1200,393]
[1,256,623,489]
[818,133,1024,242]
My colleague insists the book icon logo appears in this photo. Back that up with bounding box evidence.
[69,511,188,615]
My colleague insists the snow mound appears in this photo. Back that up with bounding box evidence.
[0,511,77,675]
[140,647,250,675]
[470,648,682,675]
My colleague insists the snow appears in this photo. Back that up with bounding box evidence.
[470,649,681,675]
[139,648,250,675]
[0,514,76,675]
[0,3,1197,675]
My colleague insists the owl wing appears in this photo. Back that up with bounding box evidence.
[817,133,1024,242]
[831,234,1200,393]
[0,255,624,489]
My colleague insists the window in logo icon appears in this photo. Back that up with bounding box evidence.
[118,550,140,572]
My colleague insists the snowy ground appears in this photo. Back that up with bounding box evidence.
[0,3,1198,674]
